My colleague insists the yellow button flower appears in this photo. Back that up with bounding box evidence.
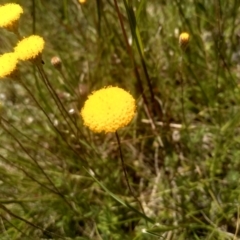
[0,3,23,32]
[14,35,45,62]
[81,86,136,133]
[0,52,18,79]
[179,32,190,49]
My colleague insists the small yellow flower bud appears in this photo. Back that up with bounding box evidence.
[51,56,62,71]
[179,32,190,49]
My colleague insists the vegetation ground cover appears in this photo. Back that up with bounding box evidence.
[0,0,240,239]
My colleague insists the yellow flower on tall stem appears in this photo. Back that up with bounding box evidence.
[0,3,23,34]
[81,86,143,212]
[14,35,45,63]
[179,32,190,50]
[0,52,19,79]
[81,86,136,133]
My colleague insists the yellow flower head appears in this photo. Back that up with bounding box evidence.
[79,0,86,3]
[0,3,23,32]
[81,86,136,133]
[0,52,18,79]
[14,35,45,62]
[179,32,190,49]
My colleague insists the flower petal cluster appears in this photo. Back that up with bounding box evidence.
[0,3,23,31]
[81,86,136,133]
[14,35,45,62]
[0,53,18,79]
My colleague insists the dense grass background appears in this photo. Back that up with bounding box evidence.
[1,0,240,239]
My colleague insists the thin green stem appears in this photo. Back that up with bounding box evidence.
[0,203,65,239]
[115,131,144,214]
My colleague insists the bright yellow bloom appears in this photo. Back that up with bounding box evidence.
[81,86,136,133]
[179,32,190,48]
[14,35,45,62]
[0,53,18,79]
[79,0,86,3]
[0,3,23,32]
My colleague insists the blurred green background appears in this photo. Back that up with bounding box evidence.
[1,0,240,239]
